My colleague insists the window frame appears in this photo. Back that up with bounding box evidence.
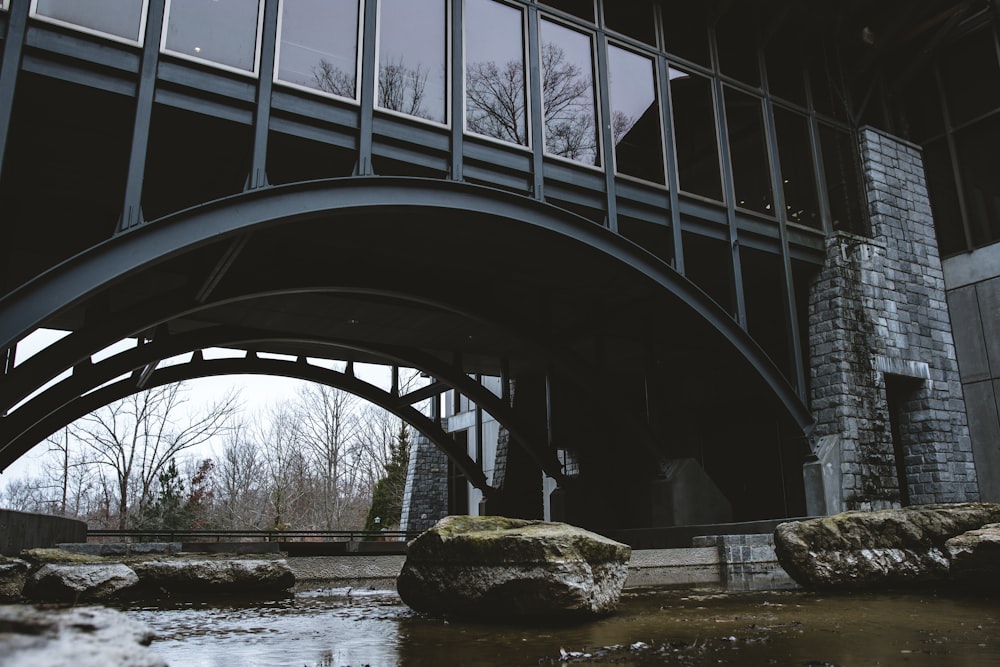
[605,37,667,189]
[538,13,603,172]
[29,0,149,47]
[462,0,533,151]
[161,0,266,77]
[374,0,450,127]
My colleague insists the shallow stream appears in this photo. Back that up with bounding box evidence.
[124,587,1000,666]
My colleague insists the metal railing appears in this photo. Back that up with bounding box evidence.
[86,529,418,543]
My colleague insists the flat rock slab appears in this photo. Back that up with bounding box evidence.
[774,502,1000,589]
[397,515,631,620]
[132,558,295,597]
[24,563,139,602]
[946,522,1000,588]
[0,605,166,667]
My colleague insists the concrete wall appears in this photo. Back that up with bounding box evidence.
[0,509,86,556]
[943,241,1000,501]
[807,127,977,509]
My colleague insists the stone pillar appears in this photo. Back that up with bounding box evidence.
[807,127,978,509]
[399,433,449,533]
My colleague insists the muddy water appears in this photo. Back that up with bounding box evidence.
[125,587,1000,666]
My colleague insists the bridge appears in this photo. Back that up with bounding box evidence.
[0,1,982,531]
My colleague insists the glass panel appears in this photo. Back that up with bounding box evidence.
[956,117,1000,249]
[603,0,655,46]
[715,4,759,86]
[662,4,709,66]
[378,0,446,122]
[898,68,944,143]
[540,19,598,165]
[924,139,965,256]
[765,31,806,106]
[725,88,772,215]
[774,107,820,228]
[539,0,593,23]
[819,124,866,235]
[465,0,527,146]
[808,40,848,122]
[940,28,1000,127]
[277,0,360,99]
[670,69,721,200]
[164,0,261,72]
[608,43,663,183]
[34,0,145,42]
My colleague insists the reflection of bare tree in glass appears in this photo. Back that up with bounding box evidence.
[313,59,355,98]
[466,42,634,164]
[379,57,430,120]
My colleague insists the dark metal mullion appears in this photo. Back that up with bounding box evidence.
[656,54,684,274]
[117,0,165,233]
[449,0,463,180]
[595,33,617,231]
[0,0,29,187]
[247,0,279,190]
[474,374,484,465]
[526,4,544,199]
[760,52,807,401]
[803,59,833,236]
[710,36,747,327]
[355,0,378,176]
[934,63,974,252]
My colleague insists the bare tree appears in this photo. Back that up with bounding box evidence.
[313,59,355,98]
[379,57,430,118]
[70,383,239,529]
[292,384,362,530]
[467,58,528,145]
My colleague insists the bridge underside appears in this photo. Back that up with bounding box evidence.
[0,178,811,525]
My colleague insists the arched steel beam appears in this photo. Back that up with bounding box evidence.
[0,353,495,496]
[0,324,567,483]
[0,177,813,434]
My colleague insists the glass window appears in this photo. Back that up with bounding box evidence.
[163,0,262,73]
[819,124,866,235]
[765,31,806,106]
[940,29,1000,127]
[956,117,1000,249]
[715,4,759,86]
[662,4,709,67]
[608,43,663,183]
[276,0,360,99]
[774,107,820,228]
[33,0,146,43]
[602,0,655,46]
[540,0,593,24]
[540,19,598,166]
[377,0,446,123]
[725,88,772,215]
[670,69,721,200]
[465,0,527,146]
[924,139,965,256]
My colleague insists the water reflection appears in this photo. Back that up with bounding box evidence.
[126,587,1000,667]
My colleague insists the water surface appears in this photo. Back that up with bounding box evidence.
[125,587,1000,666]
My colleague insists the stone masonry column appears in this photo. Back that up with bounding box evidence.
[808,127,978,509]
[399,433,449,533]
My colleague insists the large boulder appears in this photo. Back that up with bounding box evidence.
[396,515,631,620]
[0,605,166,667]
[131,557,295,597]
[945,523,1000,588]
[774,502,1000,589]
[23,562,139,602]
[0,558,29,601]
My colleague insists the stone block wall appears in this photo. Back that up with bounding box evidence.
[808,127,977,509]
[399,433,449,533]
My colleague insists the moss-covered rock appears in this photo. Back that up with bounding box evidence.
[774,503,1000,589]
[397,515,630,620]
